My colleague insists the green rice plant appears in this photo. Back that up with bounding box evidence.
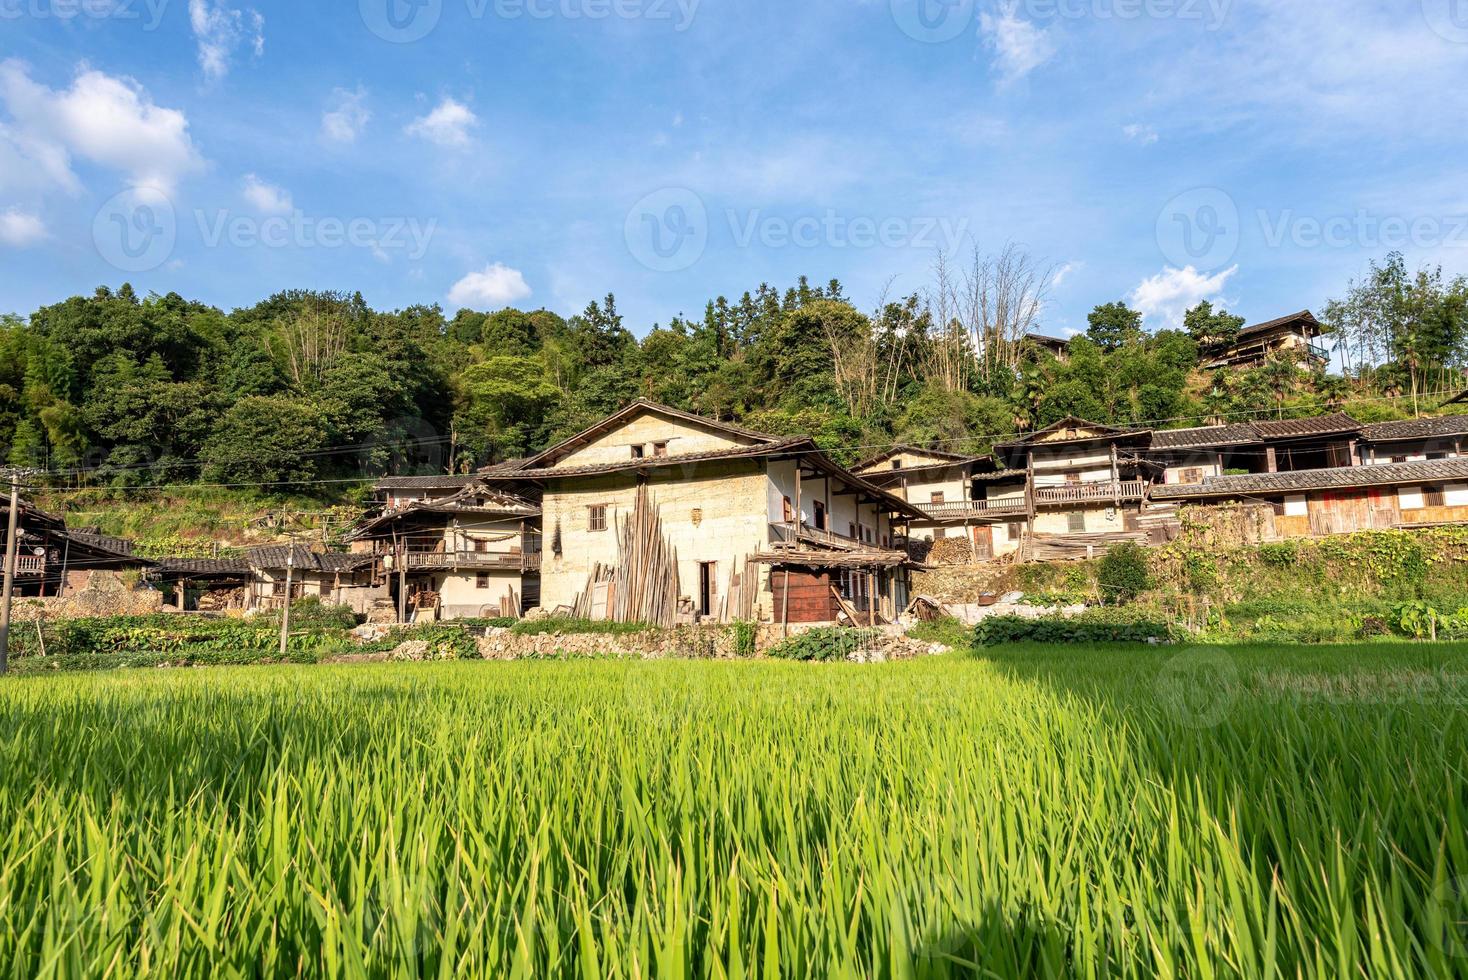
[0,642,1462,977]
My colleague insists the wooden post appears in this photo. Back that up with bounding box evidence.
[1110,443,1121,508]
[1265,446,1278,473]
[277,553,294,657]
[0,472,21,674]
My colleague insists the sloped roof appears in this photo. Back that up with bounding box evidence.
[1236,310,1321,340]
[346,484,540,540]
[1150,423,1262,450]
[995,417,1151,451]
[156,557,252,577]
[506,399,783,473]
[1249,413,1360,440]
[852,444,984,473]
[374,474,481,491]
[246,546,375,573]
[1361,414,1468,443]
[1152,457,1468,500]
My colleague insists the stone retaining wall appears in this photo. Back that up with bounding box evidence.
[9,573,163,622]
[477,625,747,660]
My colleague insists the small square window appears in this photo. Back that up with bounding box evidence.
[589,505,608,532]
[475,573,491,589]
[930,491,945,504]
[891,460,903,470]
[631,445,645,459]
[653,442,668,457]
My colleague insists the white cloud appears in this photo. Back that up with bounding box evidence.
[0,208,45,247]
[322,86,370,144]
[406,98,478,148]
[448,263,532,308]
[1129,265,1238,330]
[0,61,203,193]
[1123,123,1158,146]
[979,10,1055,86]
[1050,262,1077,288]
[189,0,265,82]
[241,173,291,213]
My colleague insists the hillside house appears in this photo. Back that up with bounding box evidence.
[0,497,153,596]
[478,401,923,626]
[372,475,482,511]
[1201,310,1330,370]
[346,483,541,621]
[245,547,384,615]
[851,447,1028,559]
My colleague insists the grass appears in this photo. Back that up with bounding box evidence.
[0,642,1464,976]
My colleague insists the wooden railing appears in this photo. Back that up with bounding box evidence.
[1033,481,1146,506]
[14,555,45,575]
[402,550,541,572]
[769,521,868,552]
[921,499,1028,520]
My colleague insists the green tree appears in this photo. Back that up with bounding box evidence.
[1085,301,1143,352]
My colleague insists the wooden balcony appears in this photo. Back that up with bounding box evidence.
[14,555,45,575]
[769,521,871,552]
[920,499,1028,521]
[1033,480,1147,506]
[401,550,541,573]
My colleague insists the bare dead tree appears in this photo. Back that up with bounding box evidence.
[271,306,348,388]
[963,243,1054,381]
[919,251,971,394]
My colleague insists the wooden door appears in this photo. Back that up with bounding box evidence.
[972,525,994,560]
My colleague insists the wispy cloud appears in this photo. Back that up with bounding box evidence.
[0,208,45,247]
[322,86,370,144]
[979,9,1055,86]
[406,97,478,148]
[189,0,264,83]
[1123,123,1158,146]
[0,60,203,193]
[1129,265,1237,330]
[448,262,531,308]
[241,173,291,213]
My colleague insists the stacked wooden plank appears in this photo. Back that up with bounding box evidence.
[1025,530,1148,562]
[572,486,683,627]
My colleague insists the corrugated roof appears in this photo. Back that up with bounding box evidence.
[1361,414,1468,443]
[1152,457,1468,500]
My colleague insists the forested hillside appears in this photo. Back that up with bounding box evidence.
[2,250,1464,500]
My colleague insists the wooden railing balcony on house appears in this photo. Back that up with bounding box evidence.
[769,521,870,552]
[1033,481,1147,506]
[920,499,1028,521]
[14,555,45,575]
[401,550,542,572]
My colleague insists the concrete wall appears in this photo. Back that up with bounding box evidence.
[557,413,755,468]
[540,459,774,620]
[1032,506,1127,535]
[434,568,522,619]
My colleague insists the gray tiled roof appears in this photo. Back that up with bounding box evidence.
[374,474,480,491]
[1152,457,1468,500]
[157,557,252,576]
[1150,423,1262,450]
[247,546,374,572]
[1249,413,1361,440]
[1361,415,1468,443]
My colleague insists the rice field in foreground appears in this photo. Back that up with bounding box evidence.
[0,643,1465,978]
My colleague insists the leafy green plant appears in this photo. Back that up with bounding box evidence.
[1097,542,1151,605]
[974,613,1173,646]
[765,627,876,661]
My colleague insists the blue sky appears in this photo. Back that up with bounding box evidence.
[3,0,1468,338]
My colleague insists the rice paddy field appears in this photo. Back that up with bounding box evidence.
[1,641,1465,978]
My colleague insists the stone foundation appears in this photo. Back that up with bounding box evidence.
[476,625,747,660]
[10,572,163,622]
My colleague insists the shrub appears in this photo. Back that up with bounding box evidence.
[1096,542,1151,605]
[509,618,655,636]
[1256,542,1298,567]
[974,613,1172,646]
[765,628,876,662]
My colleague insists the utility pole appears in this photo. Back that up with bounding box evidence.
[278,550,294,657]
[0,469,26,676]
